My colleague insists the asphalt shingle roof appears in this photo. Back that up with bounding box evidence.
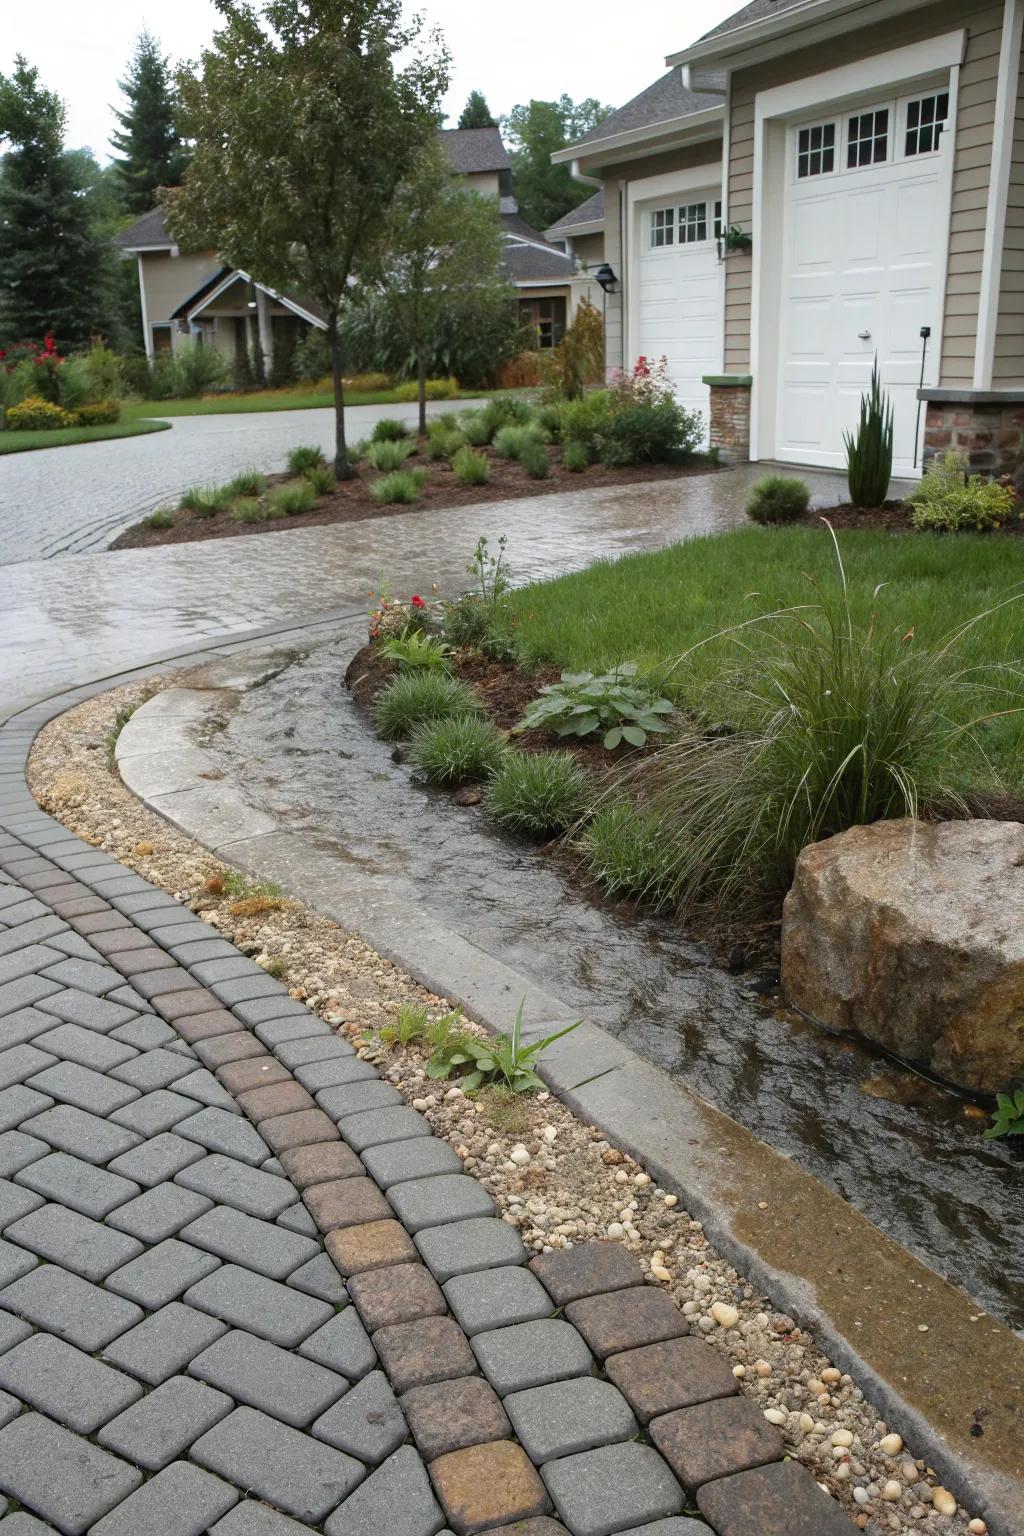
[569,70,724,152]
[501,243,574,282]
[698,0,814,42]
[546,189,604,238]
[113,206,172,249]
[437,126,511,173]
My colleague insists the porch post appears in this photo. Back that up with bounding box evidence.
[256,288,274,377]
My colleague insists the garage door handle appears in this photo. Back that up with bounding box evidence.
[858,330,871,340]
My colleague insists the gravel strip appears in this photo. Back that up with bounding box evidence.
[27,677,988,1536]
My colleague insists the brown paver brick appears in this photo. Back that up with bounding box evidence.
[260,1107,339,1153]
[325,1219,418,1276]
[403,1376,511,1460]
[217,1055,290,1095]
[347,1262,447,1333]
[650,1397,784,1491]
[67,905,129,929]
[696,1459,858,1535]
[151,987,221,1021]
[280,1141,363,1190]
[374,1314,476,1393]
[89,929,158,955]
[237,1080,316,1120]
[171,1009,243,1042]
[564,1287,688,1360]
[195,1032,268,1068]
[487,1523,569,1536]
[304,1176,392,1233]
[604,1336,739,1423]
[113,948,185,977]
[431,1440,551,1535]
[52,895,110,918]
[529,1244,643,1306]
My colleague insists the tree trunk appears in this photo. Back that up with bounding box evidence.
[417,348,427,436]
[327,310,352,480]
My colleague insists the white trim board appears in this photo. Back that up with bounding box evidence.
[974,0,1024,389]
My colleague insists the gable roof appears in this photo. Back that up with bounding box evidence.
[114,206,172,250]
[698,0,807,41]
[169,265,233,320]
[546,188,605,239]
[437,126,510,174]
[567,69,724,153]
[501,242,574,283]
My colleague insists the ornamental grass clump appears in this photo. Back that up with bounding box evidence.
[604,530,1024,912]
[561,439,590,472]
[458,409,492,446]
[410,713,508,785]
[225,468,267,499]
[371,416,409,442]
[519,440,550,480]
[180,483,233,516]
[268,482,317,517]
[486,750,590,837]
[372,672,482,740]
[370,468,427,505]
[286,444,326,475]
[367,438,414,472]
[303,462,336,495]
[427,429,466,461]
[581,802,684,909]
[452,446,489,485]
[493,424,543,461]
[746,475,810,525]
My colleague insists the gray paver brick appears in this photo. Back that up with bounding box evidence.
[97,1374,234,1468]
[38,957,122,995]
[0,1007,56,1048]
[107,1130,205,1187]
[274,1036,354,1069]
[26,1059,139,1116]
[0,1512,60,1533]
[472,1320,594,1395]
[505,1378,639,1463]
[175,1106,269,1163]
[182,1203,318,1279]
[0,1176,43,1226]
[0,1085,54,1131]
[110,1047,193,1090]
[310,1369,407,1465]
[0,1388,19,1427]
[0,1043,58,1090]
[19,1103,142,1163]
[111,1014,176,1049]
[35,989,135,1030]
[242,997,321,1029]
[14,1150,140,1218]
[0,1236,36,1287]
[168,939,242,964]
[107,1182,214,1243]
[0,916,65,955]
[0,1307,32,1353]
[33,1022,137,1072]
[416,1216,528,1284]
[339,1105,432,1153]
[210,1503,319,1535]
[0,1263,143,1350]
[0,1130,47,1173]
[0,1411,143,1534]
[292,1056,377,1092]
[316,1081,403,1122]
[541,1444,685,1536]
[387,1174,494,1233]
[0,946,66,987]
[176,1153,298,1219]
[358,1136,463,1189]
[324,1445,443,1536]
[6,1202,143,1282]
[299,1307,377,1380]
[88,1460,240,1536]
[287,1252,349,1303]
[278,1200,319,1236]
[212,973,288,1004]
[186,1263,332,1347]
[173,1068,240,1110]
[0,1331,143,1432]
[190,1327,348,1427]
[444,1266,553,1337]
[105,1237,221,1307]
[191,1405,366,1524]
[111,1087,202,1135]
[0,975,61,1016]
[102,1300,228,1385]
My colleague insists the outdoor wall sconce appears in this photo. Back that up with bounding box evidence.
[594,264,620,294]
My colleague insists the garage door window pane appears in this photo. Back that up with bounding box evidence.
[651,208,674,247]
[677,202,708,243]
[906,92,948,155]
[797,123,835,178]
[847,109,888,168]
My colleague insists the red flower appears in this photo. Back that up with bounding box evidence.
[410,594,426,609]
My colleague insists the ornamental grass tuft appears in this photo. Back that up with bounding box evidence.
[372,672,482,740]
[410,713,508,785]
[286,444,326,475]
[367,438,414,472]
[486,750,590,837]
[225,468,268,499]
[267,481,317,517]
[581,802,683,909]
[371,416,409,442]
[180,484,233,516]
[369,468,427,504]
[452,446,489,485]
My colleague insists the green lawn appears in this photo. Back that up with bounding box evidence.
[122,384,508,420]
[511,525,1024,783]
[0,419,171,455]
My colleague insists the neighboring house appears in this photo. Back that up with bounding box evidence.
[557,0,1024,479]
[114,126,593,367]
[545,188,606,269]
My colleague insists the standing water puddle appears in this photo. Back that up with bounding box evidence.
[205,636,1024,1332]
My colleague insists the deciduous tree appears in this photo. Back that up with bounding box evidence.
[167,0,449,477]
[110,31,188,215]
[502,95,611,231]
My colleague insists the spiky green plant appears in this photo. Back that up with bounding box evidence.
[286,445,326,475]
[369,468,427,504]
[844,360,894,508]
[372,672,481,739]
[485,750,590,837]
[410,713,507,784]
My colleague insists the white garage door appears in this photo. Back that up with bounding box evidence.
[776,90,951,473]
[635,189,723,444]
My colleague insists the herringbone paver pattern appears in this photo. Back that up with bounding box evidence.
[0,801,856,1535]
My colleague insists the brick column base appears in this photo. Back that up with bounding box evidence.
[922,395,1024,489]
[702,375,752,462]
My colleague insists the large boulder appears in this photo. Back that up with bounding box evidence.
[781,818,1024,1093]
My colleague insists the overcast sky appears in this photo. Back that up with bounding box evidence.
[3,0,741,162]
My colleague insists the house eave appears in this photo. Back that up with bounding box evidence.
[666,0,939,70]
[552,105,724,168]
[546,218,604,239]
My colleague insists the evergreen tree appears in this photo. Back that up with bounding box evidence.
[110,30,187,214]
[458,90,497,129]
[0,58,115,347]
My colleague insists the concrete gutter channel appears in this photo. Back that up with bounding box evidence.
[2,616,1022,1536]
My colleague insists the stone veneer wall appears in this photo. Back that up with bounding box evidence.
[703,377,752,462]
[923,397,1024,487]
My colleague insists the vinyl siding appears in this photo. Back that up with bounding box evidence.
[141,250,222,328]
[571,231,605,265]
[994,48,1024,383]
[724,0,1004,385]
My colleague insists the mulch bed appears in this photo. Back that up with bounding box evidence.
[795,498,1024,535]
[110,445,722,552]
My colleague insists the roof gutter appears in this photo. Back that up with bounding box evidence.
[666,0,934,67]
[552,103,724,166]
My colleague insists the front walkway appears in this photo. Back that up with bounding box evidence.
[0,739,855,1533]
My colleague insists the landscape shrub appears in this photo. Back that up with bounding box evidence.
[493,424,543,460]
[581,802,683,909]
[378,631,452,671]
[595,398,702,467]
[452,446,489,485]
[534,403,563,439]
[444,534,516,658]
[516,664,674,750]
[371,417,410,443]
[225,469,267,499]
[559,390,614,452]
[343,371,394,392]
[55,357,93,413]
[427,430,466,461]
[84,345,123,402]
[486,750,590,837]
[372,672,482,739]
[145,509,175,530]
[4,395,75,430]
[393,376,459,401]
[458,410,492,447]
[541,297,604,400]
[746,475,810,525]
[519,440,550,479]
[845,361,894,508]
[494,352,543,389]
[480,396,533,438]
[294,327,329,382]
[909,451,1018,532]
[232,500,267,523]
[369,469,427,505]
[181,485,234,517]
[561,439,590,472]
[146,353,181,401]
[410,713,507,785]
[268,482,317,517]
[286,444,326,475]
[367,438,414,472]
[303,462,336,495]
[173,340,230,399]
[74,400,121,426]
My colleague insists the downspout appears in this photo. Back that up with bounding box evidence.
[568,158,600,190]
[973,0,1024,388]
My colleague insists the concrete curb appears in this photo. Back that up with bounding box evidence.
[6,618,1024,1536]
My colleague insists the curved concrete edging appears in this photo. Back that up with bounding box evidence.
[7,618,1023,1536]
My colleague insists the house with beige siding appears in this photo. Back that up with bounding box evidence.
[559,0,1024,478]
